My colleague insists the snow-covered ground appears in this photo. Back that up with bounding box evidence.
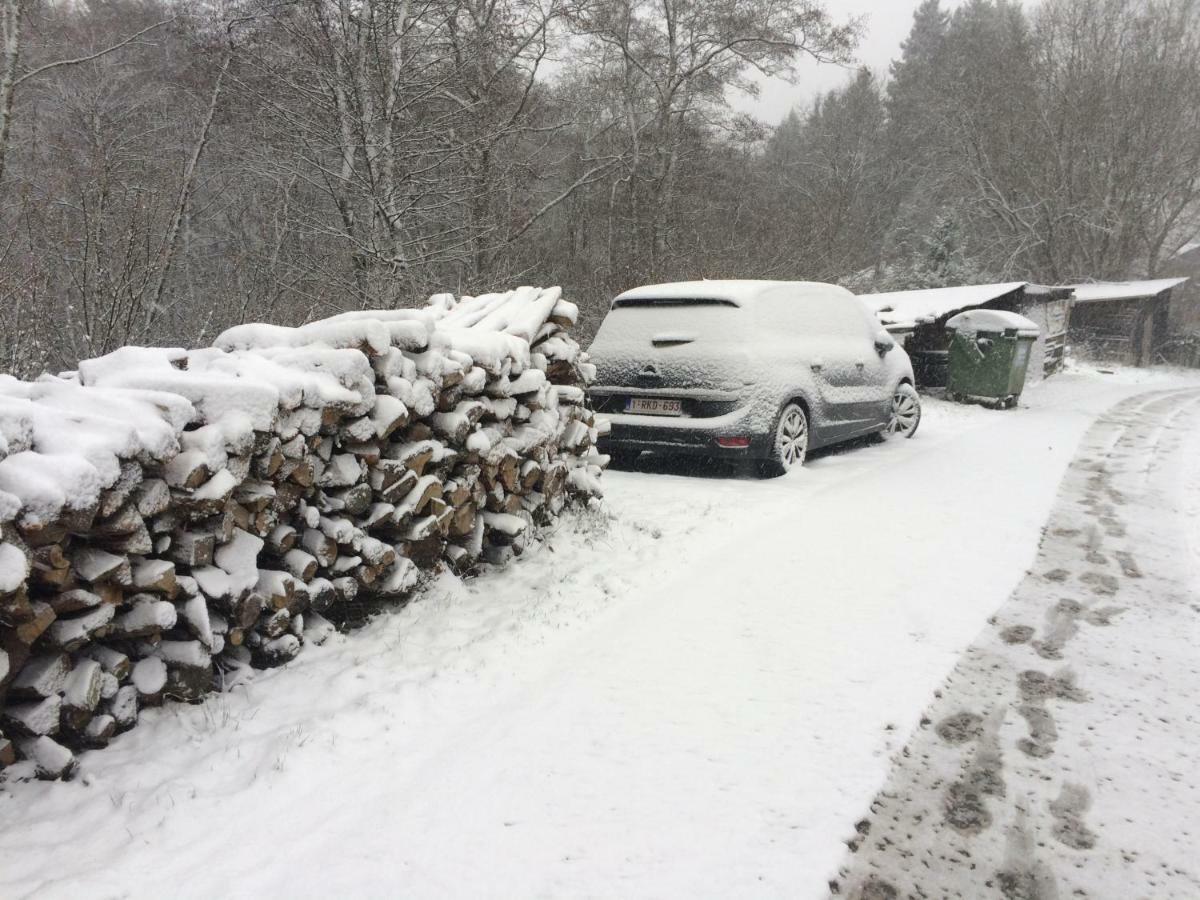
[837,383,1200,898]
[1,367,1198,899]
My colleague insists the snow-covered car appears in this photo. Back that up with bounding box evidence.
[588,280,921,475]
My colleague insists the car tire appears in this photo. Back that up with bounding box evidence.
[881,383,921,439]
[759,402,809,477]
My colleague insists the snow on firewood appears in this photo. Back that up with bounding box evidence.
[0,286,603,779]
[131,657,167,697]
[0,540,27,593]
[24,735,75,780]
[157,641,211,670]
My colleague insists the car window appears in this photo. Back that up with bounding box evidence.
[593,299,747,348]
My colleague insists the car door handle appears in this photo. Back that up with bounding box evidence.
[810,363,822,373]
[856,361,865,370]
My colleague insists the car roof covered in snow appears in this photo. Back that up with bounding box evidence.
[856,282,1029,327]
[1065,278,1189,304]
[612,280,852,309]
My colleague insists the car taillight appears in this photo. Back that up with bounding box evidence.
[716,436,750,448]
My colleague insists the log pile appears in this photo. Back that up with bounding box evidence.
[0,287,606,781]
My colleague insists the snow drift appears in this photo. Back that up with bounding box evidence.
[0,286,606,780]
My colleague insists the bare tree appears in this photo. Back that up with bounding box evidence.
[0,0,171,191]
[571,0,859,276]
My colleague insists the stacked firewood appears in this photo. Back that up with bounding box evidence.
[0,287,606,781]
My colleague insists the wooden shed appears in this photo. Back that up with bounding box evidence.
[1063,278,1189,366]
[857,282,1073,388]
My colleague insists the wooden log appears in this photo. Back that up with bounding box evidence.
[98,462,144,519]
[82,645,131,681]
[371,395,409,440]
[0,584,35,626]
[132,559,177,595]
[22,735,76,780]
[169,531,215,568]
[520,460,542,492]
[226,592,265,629]
[232,480,274,513]
[158,642,213,702]
[163,450,211,490]
[301,529,338,568]
[61,659,103,734]
[497,454,520,493]
[331,577,358,605]
[308,578,337,614]
[14,602,56,645]
[267,524,298,555]
[252,634,300,668]
[259,609,291,640]
[403,515,440,542]
[108,684,138,732]
[45,604,115,652]
[30,545,72,589]
[442,479,472,508]
[358,537,395,570]
[132,657,167,707]
[82,714,116,749]
[448,502,477,538]
[343,441,382,466]
[134,478,172,518]
[2,695,62,738]
[282,549,318,582]
[403,536,445,569]
[391,441,436,476]
[397,475,442,519]
[443,543,474,574]
[107,596,176,641]
[330,483,372,516]
[72,548,132,586]
[9,654,70,702]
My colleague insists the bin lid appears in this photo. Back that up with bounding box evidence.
[945,309,1040,337]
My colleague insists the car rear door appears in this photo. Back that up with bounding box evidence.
[587,299,750,419]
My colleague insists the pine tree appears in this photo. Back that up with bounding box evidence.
[887,0,950,152]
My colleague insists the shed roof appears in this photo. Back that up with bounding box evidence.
[612,280,851,309]
[857,282,1028,327]
[1067,278,1189,304]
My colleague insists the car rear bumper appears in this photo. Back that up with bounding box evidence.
[597,407,773,458]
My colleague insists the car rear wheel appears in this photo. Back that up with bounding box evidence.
[759,402,808,477]
[883,383,921,439]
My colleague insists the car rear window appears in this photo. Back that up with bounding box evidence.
[596,299,746,345]
[611,297,738,308]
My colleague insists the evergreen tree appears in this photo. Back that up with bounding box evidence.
[887,0,950,148]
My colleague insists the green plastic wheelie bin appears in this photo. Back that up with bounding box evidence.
[944,309,1040,409]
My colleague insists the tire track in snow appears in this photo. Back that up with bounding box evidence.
[833,388,1200,900]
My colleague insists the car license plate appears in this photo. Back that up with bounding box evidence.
[626,397,682,416]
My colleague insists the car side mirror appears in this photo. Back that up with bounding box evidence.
[875,338,894,356]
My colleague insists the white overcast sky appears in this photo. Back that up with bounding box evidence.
[741,0,969,123]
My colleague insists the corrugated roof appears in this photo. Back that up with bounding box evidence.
[1067,278,1189,304]
[856,282,1028,326]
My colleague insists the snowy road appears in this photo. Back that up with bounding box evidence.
[1,370,1198,898]
[836,386,1200,899]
